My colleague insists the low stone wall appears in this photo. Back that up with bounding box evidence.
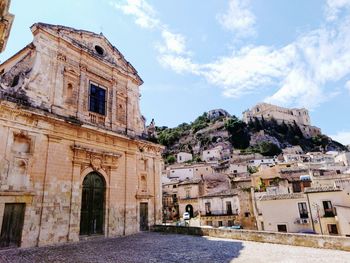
[152,225,350,251]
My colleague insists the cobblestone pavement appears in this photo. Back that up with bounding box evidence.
[0,232,350,263]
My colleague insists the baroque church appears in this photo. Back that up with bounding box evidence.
[0,23,163,248]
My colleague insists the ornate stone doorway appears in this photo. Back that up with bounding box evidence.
[80,172,105,236]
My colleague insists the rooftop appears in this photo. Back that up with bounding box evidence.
[260,193,305,201]
[304,186,342,193]
[201,189,237,198]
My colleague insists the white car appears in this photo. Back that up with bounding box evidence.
[183,212,190,220]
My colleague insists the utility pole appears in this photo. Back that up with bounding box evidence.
[313,203,323,235]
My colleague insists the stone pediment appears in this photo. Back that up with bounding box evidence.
[30,22,142,84]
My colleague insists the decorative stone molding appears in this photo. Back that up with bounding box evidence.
[135,192,153,199]
[71,144,122,171]
[57,53,66,62]
[137,141,163,155]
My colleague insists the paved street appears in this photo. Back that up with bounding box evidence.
[0,232,349,263]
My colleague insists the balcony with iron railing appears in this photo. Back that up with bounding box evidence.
[323,208,336,218]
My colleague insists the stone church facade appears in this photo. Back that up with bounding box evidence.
[0,23,163,248]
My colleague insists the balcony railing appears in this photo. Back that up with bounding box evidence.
[324,208,336,217]
[200,210,238,217]
[299,213,309,219]
[89,112,105,125]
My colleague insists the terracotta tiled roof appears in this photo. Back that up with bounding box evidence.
[304,186,341,193]
[201,189,237,198]
[260,193,305,201]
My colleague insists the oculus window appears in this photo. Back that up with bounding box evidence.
[89,83,106,115]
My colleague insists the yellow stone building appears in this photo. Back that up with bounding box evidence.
[0,0,14,53]
[0,23,163,248]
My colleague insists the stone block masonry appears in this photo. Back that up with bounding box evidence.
[152,225,350,252]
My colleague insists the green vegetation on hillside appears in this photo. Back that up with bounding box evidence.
[153,111,347,157]
[224,116,250,149]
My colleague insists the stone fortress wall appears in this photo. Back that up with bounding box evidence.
[242,103,321,138]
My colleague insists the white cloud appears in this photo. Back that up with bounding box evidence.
[201,45,295,98]
[158,54,199,74]
[110,0,190,61]
[217,0,256,37]
[265,20,350,108]
[330,131,350,145]
[110,0,159,29]
[159,30,187,54]
[325,0,350,21]
[112,0,350,110]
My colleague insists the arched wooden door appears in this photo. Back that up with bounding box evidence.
[80,172,105,235]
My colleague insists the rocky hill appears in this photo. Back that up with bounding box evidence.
[152,111,347,162]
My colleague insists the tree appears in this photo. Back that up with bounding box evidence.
[166,155,176,164]
[312,135,330,152]
[258,142,282,156]
[225,116,250,149]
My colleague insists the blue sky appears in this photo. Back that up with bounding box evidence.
[2,0,350,144]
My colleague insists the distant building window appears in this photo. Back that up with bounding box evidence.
[292,182,301,193]
[277,224,287,232]
[205,202,211,215]
[186,190,190,198]
[173,185,177,188]
[327,224,338,235]
[244,212,250,217]
[323,201,335,217]
[89,83,106,115]
[298,202,308,219]
[218,221,223,227]
[226,201,232,215]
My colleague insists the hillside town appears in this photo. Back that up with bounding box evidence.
[162,105,350,236]
[2,1,350,262]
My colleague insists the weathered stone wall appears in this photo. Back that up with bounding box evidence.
[0,0,14,53]
[152,225,350,251]
[0,102,163,248]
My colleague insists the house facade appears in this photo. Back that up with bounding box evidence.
[0,23,163,248]
[258,187,350,236]
[199,190,239,227]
